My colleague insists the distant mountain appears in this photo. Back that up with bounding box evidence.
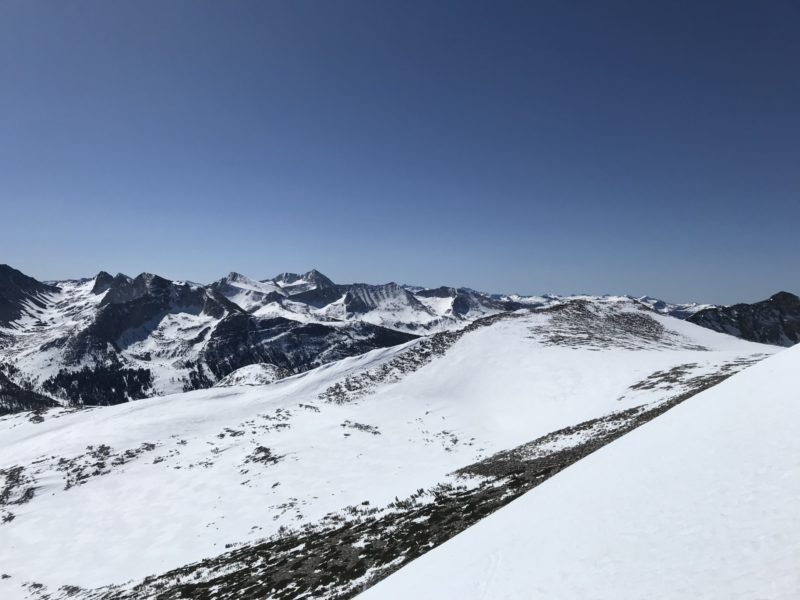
[209,272,285,312]
[0,263,794,415]
[633,295,716,319]
[269,269,336,294]
[0,266,416,412]
[688,291,800,347]
[416,286,507,318]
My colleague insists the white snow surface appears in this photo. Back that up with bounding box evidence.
[361,344,800,600]
[214,363,286,386]
[0,301,779,597]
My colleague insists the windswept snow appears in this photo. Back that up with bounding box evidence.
[361,343,800,600]
[0,299,777,599]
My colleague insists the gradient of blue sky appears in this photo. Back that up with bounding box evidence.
[1,0,798,303]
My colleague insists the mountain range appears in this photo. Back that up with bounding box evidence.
[1,263,798,416]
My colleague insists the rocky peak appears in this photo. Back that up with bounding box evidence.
[91,271,115,295]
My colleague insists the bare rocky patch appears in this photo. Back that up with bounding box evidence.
[55,442,158,490]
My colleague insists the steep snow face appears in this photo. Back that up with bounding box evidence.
[0,298,777,598]
[0,264,60,326]
[0,273,240,403]
[0,277,111,383]
[361,344,800,600]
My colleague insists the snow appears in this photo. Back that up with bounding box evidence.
[214,363,286,386]
[361,344,800,600]
[213,272,285,312]
[0,277,108,387]
[0,302,777,598]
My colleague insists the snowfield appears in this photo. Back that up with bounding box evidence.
[0,298,783,599]
[361,342,800,600]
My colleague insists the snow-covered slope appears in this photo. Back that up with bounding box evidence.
[362,343,800,600]
[0,298,777,599]
[214,363,289,386]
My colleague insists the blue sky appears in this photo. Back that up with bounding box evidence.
[1,0,798,303]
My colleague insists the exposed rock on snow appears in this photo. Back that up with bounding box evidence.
[361,343,800,600]
[0,299,776,599]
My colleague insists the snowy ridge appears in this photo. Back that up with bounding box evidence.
[361,342,800,600]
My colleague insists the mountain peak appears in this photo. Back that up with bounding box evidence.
[224,271,251,283]
[769,291,799,304]
[91,271,115,294]
[269,269,335,293]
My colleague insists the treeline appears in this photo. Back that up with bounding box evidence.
[43,365,153,406]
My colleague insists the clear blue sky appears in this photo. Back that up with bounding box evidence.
[1,0,798,303]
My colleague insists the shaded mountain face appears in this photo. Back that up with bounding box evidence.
[688,292,800,347]
[0,264,59,326]
[0,267,418,412]
[343,282,430,316]
[197,314,415,385]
